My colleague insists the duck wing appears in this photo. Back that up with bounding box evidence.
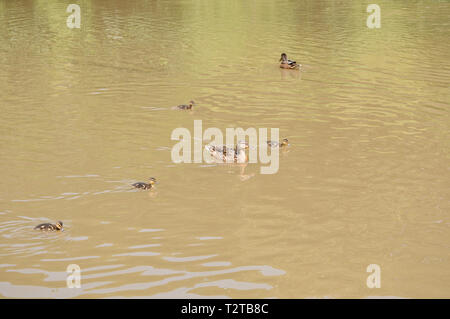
[205,144,237,162]
[287,60,301,69]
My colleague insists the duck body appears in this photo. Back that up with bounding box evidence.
[132,177,157,190]
[35,221,63,232]
[267,138,289,148]
[204,144,229,162]
[207,145,235,157]
[132,182,153,190]
[175,100,195,110]
[205,141,248,163]
[279,53,300,69]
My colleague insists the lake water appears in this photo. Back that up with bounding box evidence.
[0,0,449,298]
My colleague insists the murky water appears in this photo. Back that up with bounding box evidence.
[0,0,449,298]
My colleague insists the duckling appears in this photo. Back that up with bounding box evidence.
[132,177,157,190]
[279,53,301,69]
[205,140,249,163]
[267,138,289,148]
[35,221,63,232]
[176,100,195,110]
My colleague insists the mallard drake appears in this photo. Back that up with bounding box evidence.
[279,53,300,69]
[176,100,195,110]
[267,138,289,148]
[132,177,157,190]
[35,221,63,232]
[205,140,249,163]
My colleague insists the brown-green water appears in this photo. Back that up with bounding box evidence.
[0,0,449,298]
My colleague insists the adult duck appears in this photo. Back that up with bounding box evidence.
[205,140,249,163]
[279,53,300,69]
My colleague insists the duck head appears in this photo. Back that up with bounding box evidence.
[188,100,195,109]
[55,221,63,230]
[281,138,289,146]
[148,177,157,185]
[279,53,287,62]
[236,140,249,151]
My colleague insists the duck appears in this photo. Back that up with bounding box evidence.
[175,100,195,110]
[205,140,249,163]
[267,138,289,148]
[34,221,63,232]
[132,177,157,190]
[279,53,301,69]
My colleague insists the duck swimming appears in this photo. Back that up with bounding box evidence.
[279,53,300,69]
[176,100,195,110]
[35,221,63,232]
[267,138,289,148]
[132,177,157,190]
[205,140,249,163]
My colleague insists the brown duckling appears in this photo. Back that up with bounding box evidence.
[132,177,157,190]
[35,221,63,232]
[176,100,195,110]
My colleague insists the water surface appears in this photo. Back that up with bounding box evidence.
[0,0,449,298]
